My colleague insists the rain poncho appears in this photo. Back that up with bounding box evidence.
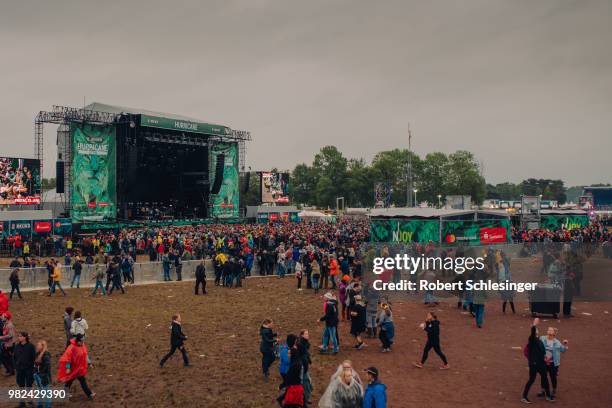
[318,365,363,408]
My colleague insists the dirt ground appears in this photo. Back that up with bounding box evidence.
[1,273,611,407]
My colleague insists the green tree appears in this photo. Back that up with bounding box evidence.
[371,149,421,206]
[290,163,317,205]
[419,152,448,205]
[445,151,486,204]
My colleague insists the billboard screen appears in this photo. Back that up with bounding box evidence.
[0,157,41,205]
[70,123,117,222]
[260,172,289,203]
[209,142,239,218]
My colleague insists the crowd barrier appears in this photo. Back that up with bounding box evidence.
[0,259,229,291]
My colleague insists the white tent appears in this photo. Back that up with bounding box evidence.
[298,210,334,221]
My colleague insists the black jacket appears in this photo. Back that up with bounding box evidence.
[259,326,277,353]
[424,320,441,343]
[170,322,187,347]
[526,325,546,367]
[320,300,339,327]
[350,303,367,335]
[35,351,52,386]
[13,341,36,372]
[195,264,206,280]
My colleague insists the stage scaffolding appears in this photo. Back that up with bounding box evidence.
[34,105,251,218]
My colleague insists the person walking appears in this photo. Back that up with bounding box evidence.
[377,302,395,352]
[298,329,313,406]
[319,292,339,355]
[0,311,16,375]
[34,340,52,408]
[349,295,366,350]
[259,318,278,378]
[58,334,95,400]
[70,257,82,288]
[13,331,36,407]
[63,306,74,347]
[159,313,190,368]
[413,312,449,369]
[9,268,23,300]
[331,366,364,407]
[70,311,88,340]
[538,327,568,399]
[522,318,554,403]
[48,261,66,296]
[363,367,387,408]
[91,268,106,296]
[195,259,207,295]
[109,262,125,295]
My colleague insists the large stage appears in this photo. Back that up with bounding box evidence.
[35,103,250,223]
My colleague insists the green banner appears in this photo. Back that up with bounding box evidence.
[540,215,589,231]
[70,124,117,222]
[441,219,511,245]
[370,219,440,243]
[140,114,230,136]
[209,142,239,218]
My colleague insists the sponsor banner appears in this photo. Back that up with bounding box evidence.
[480,227,507,244]
[442,219,511,246]
[33,220,52,233]
[539,215,589,231]
[371,219,440,243]
[53,218,73,236]
[70,123,117,222]
[9,220,32,238]
[209,142,239,218]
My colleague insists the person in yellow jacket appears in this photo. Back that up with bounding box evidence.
[48,261,66,296]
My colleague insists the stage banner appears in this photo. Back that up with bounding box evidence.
[210,142,239,218]
[53,218,73,236]
[370,219,440,243]
[441,219,511,245]
[540,215,589,231]
[70,124,117,222]
[9,220,32,239]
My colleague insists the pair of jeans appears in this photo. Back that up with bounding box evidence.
[50,281,65,296]
[311,276,320,292]
[473,304,485,327]
[321,326,338,352]
[163,266,171,281]
[33,373,51,408]
[71,274,81,288]
[91,280,106,295]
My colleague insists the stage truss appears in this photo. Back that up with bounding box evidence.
[34,105,251,218]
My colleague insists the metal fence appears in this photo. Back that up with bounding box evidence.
[0,259,219,291]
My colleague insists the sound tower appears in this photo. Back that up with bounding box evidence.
[243,171,250,193]
[56,161,65,193]
[211,153,225,194]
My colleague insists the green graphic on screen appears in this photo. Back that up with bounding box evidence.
[70,123,117,222]
[210,142,239,217]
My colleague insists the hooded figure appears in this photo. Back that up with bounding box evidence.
[57,335,89,383]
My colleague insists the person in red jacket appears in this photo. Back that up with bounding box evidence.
[0,290,9,316]
[57,334,95,400]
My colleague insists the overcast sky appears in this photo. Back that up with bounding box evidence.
[1,0,610,186]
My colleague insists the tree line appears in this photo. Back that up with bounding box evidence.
[240,146,605,209]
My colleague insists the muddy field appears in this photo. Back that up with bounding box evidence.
[1,272,611,407]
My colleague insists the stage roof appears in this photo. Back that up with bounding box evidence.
[85,102,232,136]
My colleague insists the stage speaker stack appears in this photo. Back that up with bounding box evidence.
[56,161,65,193]
[210,154,225,194]
[243,171,250,193]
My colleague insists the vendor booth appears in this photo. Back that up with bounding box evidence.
[370,208,511,245]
